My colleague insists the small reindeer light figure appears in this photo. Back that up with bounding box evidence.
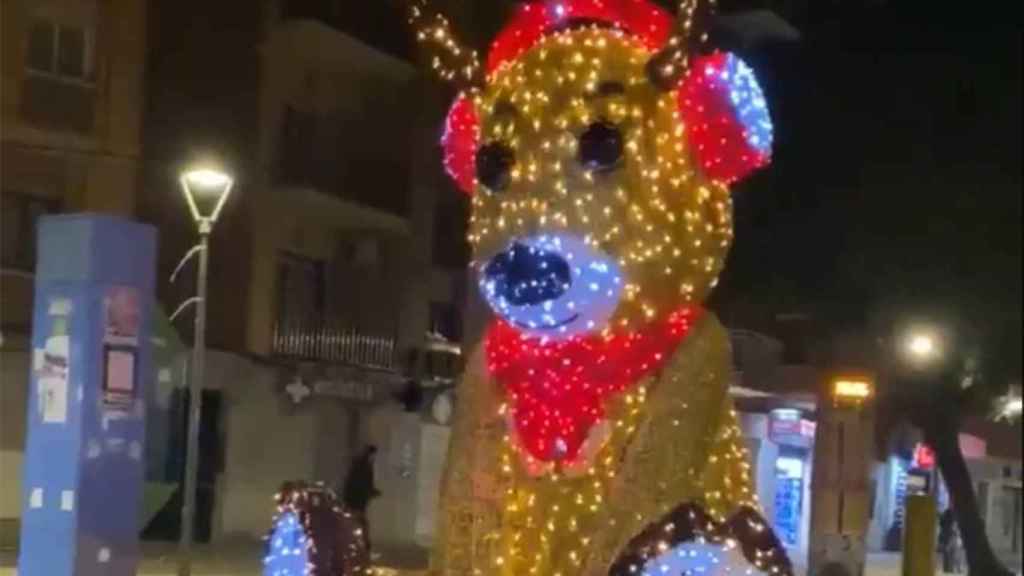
[408,1,791,574]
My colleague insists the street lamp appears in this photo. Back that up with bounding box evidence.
[179,168,234,234]
[177,166,233,576]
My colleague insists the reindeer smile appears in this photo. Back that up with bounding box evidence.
[511,312,580,331]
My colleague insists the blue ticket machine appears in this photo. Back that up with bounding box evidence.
[18,214,156,576]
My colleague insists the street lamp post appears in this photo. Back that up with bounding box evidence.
[176,168,233,576]
[896,326,946,576]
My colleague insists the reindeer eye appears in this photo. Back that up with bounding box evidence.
[596,81,625,96]
[493,100,518,117]
[578,121,623,172]
[476,141,516,192]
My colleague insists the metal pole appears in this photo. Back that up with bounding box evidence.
[178,229,209,576]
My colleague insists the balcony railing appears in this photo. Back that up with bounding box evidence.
[272,317,397,369]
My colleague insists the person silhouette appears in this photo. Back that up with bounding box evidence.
[938,507,959,573]
[343,445,380,552]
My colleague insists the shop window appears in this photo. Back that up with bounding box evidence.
[773,455,805,548]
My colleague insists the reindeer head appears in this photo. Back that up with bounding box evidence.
[416,0,773,340]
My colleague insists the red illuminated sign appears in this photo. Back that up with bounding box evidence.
[914,443,936,471]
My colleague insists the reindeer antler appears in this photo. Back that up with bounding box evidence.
[408,0,483,88]
[647,0,718,90]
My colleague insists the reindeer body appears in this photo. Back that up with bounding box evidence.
[411,3,792,574]
[434,311,757,575]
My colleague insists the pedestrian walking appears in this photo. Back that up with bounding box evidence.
[938,507,961,574]
[343,445,381,553]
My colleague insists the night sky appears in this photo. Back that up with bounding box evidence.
[707,1,1021,375]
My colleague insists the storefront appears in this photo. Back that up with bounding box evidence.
[866,431,1023,558]
[741,407,817,559]
[769,409,816,553]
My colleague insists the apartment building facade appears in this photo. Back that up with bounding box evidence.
[139,0,468,545]
[0,0,148,548]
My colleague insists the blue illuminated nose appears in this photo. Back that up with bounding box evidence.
[483,242,571,306]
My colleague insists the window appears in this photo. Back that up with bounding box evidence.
[428,301,462,343]
[1,192,60,271]
[27,21,56,72]
[276,106,317,186]
[57,26,86,78]
[21,18,96,131]
[432,196,471,269]
[275,253,326,326]
[25,19,93,82]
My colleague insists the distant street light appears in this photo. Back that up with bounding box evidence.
[903,328,942,367]
[995,385,1023,421]
[176,166,233,576]
[908,334,936,357]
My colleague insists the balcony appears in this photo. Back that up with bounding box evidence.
[272,316,397,369]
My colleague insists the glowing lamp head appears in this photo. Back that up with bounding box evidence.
[1006,398,1023,419]
[183,169,231,189]
[906,333,938,359]
[996,386,1022,421]
[179,167,234,231]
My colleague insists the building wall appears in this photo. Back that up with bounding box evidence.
[1,0,145,157]
[0,351,30,547]
[135,0,464,545]
[247,19,428,357]
[208,349,416,542]
[1,0,145,334]
[210,351,320,539]
[140,0,264,354]
[143,8,446,360]
[360,406,452,555]
[968,457,1023,560]
[0,0,146,547]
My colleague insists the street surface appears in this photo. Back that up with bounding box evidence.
[3,542,1019,576]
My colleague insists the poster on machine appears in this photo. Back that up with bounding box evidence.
[104,286,141,346]
[103,286,140,410]
[37,297,72,424]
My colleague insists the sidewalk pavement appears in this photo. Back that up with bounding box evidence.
[1,545,1019,576]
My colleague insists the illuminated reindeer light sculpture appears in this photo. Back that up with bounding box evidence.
[409,1,792,574]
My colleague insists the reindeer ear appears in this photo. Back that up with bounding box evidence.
[442,93,480,194]
[678,52,773,184]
